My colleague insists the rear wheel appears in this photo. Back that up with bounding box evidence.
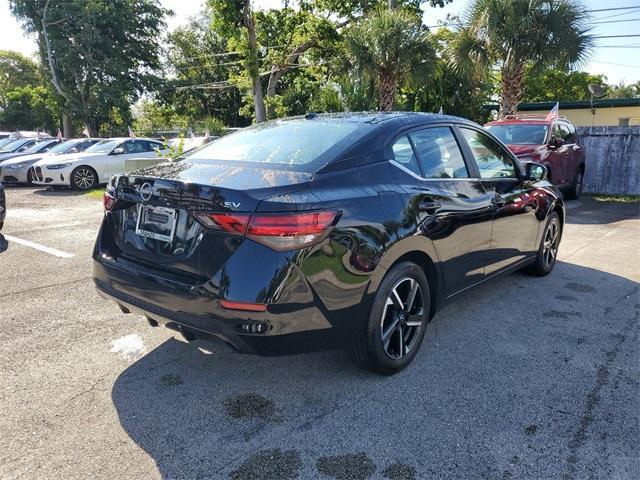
[524,212,561,277]
[351,261,430,375]
[71,166,98,190]
[565,166,584,200]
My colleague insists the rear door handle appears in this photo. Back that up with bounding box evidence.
[418,200,441,212]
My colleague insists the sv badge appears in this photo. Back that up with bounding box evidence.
[224,201,242,209]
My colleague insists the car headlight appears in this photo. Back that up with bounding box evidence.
[5,163,26,170]
[46,163,73,170]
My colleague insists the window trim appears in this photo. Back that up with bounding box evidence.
[387,122,480,181]
[455,124,524,182]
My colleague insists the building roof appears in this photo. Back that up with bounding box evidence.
[484,98,640,111]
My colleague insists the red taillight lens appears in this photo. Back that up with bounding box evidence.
[201,213,251,234]
[219,300,267,312]
[103,191,116,211]
[195,210,339,251]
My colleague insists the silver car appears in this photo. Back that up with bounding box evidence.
[0,138,100,184]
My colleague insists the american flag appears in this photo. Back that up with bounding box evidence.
[545,102,559,121]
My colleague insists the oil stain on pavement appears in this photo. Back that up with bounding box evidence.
[316,453,377,480]
[224,393,276,420]
[382,462,417,480]
[229,448,302,480]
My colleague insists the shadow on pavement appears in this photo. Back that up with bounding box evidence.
[111,261,639,480]
[565,197,639,225]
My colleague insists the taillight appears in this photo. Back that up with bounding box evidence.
[195,210,339,251]
[103,191,116,211]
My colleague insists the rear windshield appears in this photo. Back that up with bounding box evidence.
[186,120,366,168]
[486,124,548,145]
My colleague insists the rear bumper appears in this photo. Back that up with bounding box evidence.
[93,253,367,356]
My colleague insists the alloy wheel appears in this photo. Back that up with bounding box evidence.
[543,219,560,268]
[380,277,424,359]
[74,168,95,190]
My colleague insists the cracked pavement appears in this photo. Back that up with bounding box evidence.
[0,186,638,479]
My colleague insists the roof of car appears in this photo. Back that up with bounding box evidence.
[289,111,477,129]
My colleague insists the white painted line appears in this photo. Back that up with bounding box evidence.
[4,234,75,258]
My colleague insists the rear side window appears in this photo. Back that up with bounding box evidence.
[188,120,363,166]
[460,128,517,179]
[391,135,421,176]
[409,127,468,179]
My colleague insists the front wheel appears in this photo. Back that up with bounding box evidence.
[351,262,430,375]
[524,212,561,277]
[71,166,98,190]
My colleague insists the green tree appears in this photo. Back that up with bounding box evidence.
[0,85,59,131]
[607,81,640,99]
[0,50,41,109]
[449,0,593,118]
[346,7,435,110]
[523,68,607,102]
[162,15,246,127]
[9,0,170,136]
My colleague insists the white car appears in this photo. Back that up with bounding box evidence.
[32,137,168,190]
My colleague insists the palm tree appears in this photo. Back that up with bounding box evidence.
[449,0,593,118]
[346,7,434,111]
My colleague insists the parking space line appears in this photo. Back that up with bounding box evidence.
[4,235,75,259]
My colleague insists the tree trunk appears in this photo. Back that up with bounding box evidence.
[265,40,317,118]
[379,69,396,111]
[388,0,398,8]
[62,113,72,138]
[243,1,266,123]
[499,62,525,118]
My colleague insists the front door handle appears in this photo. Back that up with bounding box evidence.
[418,200,441,212]
[491,195,507,207]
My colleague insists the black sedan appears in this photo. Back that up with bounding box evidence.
[93,113,564,374]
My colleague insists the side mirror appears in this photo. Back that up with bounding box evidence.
[112,147,125,155]
[549,137,565,149]
[524,162,548,182]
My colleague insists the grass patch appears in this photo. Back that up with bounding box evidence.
[83,187,105,200]
[587,194,640,203]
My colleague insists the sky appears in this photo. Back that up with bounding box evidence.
[1,0,639,86]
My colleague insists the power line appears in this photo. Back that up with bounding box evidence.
[591,60,640,69]
[588,7,640,21]
[592,34,640,38]
[591,17,640,24]
[585,5,640,13]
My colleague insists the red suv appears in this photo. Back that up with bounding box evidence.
[485,115,585,199]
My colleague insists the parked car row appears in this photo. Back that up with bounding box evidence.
[0,134,217,190]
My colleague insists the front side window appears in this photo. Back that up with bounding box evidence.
[409,127,468,179]
[391,135,421,176]
[460,128,517,179]
[86,139,120,154]
[560,123,576,143]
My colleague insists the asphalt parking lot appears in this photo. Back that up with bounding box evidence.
[0,186,638,480]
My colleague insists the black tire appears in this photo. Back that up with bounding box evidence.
[351,261,430,375]
[565,166,584,200]
[524,212,561,277]
[71,166,98,191]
